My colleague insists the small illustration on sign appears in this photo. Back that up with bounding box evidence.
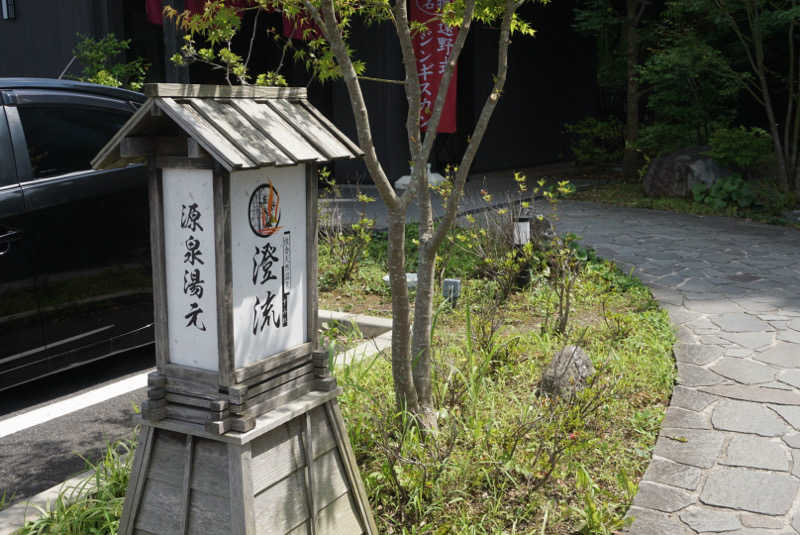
[249,181,282,237]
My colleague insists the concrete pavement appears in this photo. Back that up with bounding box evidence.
[554,201,800,534]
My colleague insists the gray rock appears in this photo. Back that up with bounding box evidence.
[776,329,800,343]
[760,380,793,390]
[769,405,800,430]
[666,307,699,326]
[538,345,594,397]
[654,428,725,468]
[782,432,800,448]
[670,386,718,411]
[662,407,710,429]
[685,298,739,314]
[701,468,799,515]
[711,399,788,436]
[643,147,732,198]
[632,481,694,513]
[678,364,727,387]
[740,513,784,529]
[643,459,702,491]
[701,384,800,405]
[755,342,800,368]
[674,343,723,366]
[778,369,800,389]
[710,358,777,384]
[624,506,693,535]
[722,435,789,471]
[719,331,775,350]
[678,506,741,532]
[711,312,772,333]
[726,348,754,358]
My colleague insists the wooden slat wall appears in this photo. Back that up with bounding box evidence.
[261,100,351,160]
[119,426,156,535]
[246,405,361,535]
[135,478,184,534]
[145,84,308,99]
[213,168,236,387]
[308,493,364,535]
[157,98,252,169]
[148,166,170,371]
[229,99,324,163]
[234,342,313,384]
[298,100,363,157]
[186,491,232,534]
[306,164,320,354]
[189,99,293,167]
[249,406,337,494]
[192,439,230,496]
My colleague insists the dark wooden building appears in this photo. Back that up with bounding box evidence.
[0,0,598,181]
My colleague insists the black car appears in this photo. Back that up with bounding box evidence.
[0,78,153,392]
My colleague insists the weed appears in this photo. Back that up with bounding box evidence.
[18,436,134,534]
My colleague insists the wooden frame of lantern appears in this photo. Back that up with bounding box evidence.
[143,159,329,435]
[93,84,377,535]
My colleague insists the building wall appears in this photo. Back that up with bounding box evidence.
[329,0,598,181]
[0,0,123,78]
[0,0,597,180]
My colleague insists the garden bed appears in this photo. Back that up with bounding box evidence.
[12,217,676,534]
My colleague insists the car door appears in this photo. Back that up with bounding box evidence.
[3,88,153,389]
[0,100,46,391]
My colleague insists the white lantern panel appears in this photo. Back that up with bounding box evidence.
[230,166,308,369]
[513,221,530,246]
[162,168,220,371]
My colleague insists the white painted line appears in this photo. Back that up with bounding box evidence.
[0,371,150,439]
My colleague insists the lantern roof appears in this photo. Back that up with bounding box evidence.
[92,83,363,171]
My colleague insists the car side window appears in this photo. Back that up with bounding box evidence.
[18,106,130,179]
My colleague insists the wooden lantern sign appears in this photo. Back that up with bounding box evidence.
[93,84,377,535]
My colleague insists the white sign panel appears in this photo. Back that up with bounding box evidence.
[162,168,219,370]
[230,166,307,369]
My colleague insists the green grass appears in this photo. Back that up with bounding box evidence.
[15,436,134,535]
[334,255,675,534]
[572,181,799,228]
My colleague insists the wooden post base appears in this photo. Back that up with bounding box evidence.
[119,393,377,535]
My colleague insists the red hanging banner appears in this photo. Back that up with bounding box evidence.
[409,0,458,133]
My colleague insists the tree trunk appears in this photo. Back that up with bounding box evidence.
[411,165,437,429]
[622,0,641,180]
[387,209,419,413]
[754,38,791,191]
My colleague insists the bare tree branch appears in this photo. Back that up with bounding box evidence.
[430,0,517,251]
[301,0,400,209]
[244,7,261,73]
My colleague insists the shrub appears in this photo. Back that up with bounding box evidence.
[706,126,773,177]
[564,117,625,166]
[72,33,149,91]
[638,36,740,148]
[691,173,755,213]
[318,168,376,290]
[635,122,702,157]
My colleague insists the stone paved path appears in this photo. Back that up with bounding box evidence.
[554,201,800,535]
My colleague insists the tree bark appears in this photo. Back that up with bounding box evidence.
[411,164,437,428]
[387,209,419,412]
[622,0,641,180]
